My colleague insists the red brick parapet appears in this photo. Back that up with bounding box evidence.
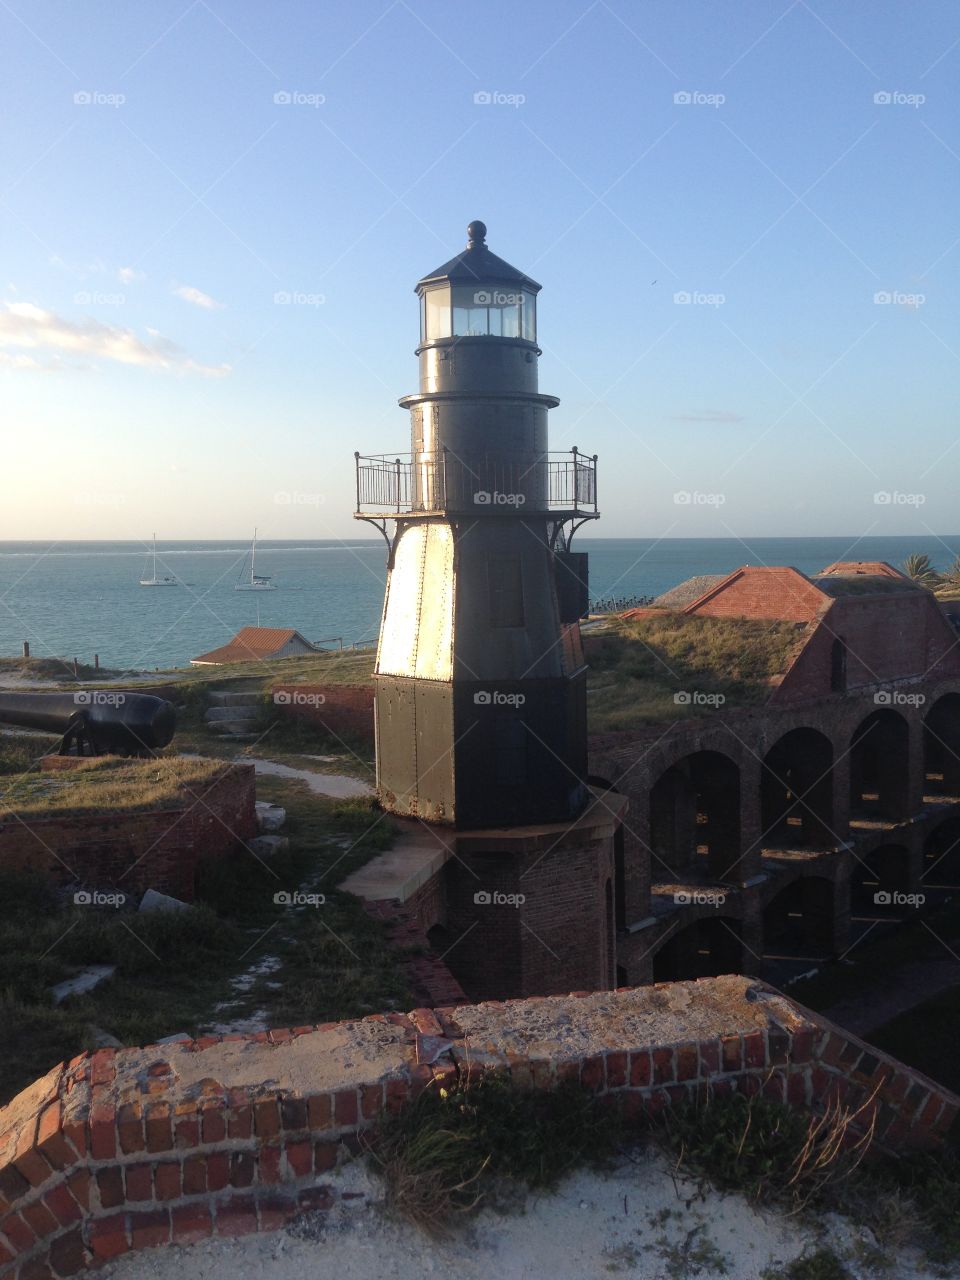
[1,975,956,1277]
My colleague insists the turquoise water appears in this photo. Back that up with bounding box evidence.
[0,536,957,673]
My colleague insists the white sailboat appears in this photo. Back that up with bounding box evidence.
[139,534,178,587]
[235,529,276,591]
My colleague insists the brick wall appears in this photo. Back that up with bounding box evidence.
[686,567,827,623]
[0,766,257,902]
[271,685,374,746]
[0,975,955,1277]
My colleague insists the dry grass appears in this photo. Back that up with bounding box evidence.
[0,755,233,819]
[587,613,808,730]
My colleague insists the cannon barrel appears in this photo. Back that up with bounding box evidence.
[0,691,176,755]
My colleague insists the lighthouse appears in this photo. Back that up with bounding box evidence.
[355,222,625,998]
[357,220,598,828]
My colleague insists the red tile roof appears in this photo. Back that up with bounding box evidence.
[191,627,312,665]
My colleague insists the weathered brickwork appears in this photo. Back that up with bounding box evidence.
[270,684,374,746]
[0,766,257,901]
[0,977,954,1277]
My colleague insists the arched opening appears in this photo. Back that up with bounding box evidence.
[924,816,960,890]
[850,843,912,915]
[849,709,910,821]
[761,728,834,849]
[649,751,741,880]
[763,876,835,959]
[651,916,743,982]
[924,694,960,798]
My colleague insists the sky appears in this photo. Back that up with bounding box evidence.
[0,0,958,541]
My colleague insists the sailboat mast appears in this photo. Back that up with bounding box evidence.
[153,533,157,580]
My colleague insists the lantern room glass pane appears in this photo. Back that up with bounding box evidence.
[423,286,452,340]
[521,291,537,341]
[447,285,537,340]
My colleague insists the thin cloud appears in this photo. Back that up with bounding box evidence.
[118,266,145,284]
[669,410,745,424]
[0,301,230,377]
[173,283,225,310]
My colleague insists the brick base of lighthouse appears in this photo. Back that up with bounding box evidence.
[438,788,625,1001]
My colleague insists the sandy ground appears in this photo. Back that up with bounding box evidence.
[101,1151,944,1280]
[247,756,373,799]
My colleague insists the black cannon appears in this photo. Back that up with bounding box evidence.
[0,691,176,756]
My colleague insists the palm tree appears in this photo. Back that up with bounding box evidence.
[936,554,960,595]
[902,553,941,589]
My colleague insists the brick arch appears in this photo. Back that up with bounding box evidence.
[760,727,835,850]
[761,871,839,958]
[924,692,960,797]
[848,707,912,822]
[648,750,742,882]
[850,842,913,915]
[649,913,746,982]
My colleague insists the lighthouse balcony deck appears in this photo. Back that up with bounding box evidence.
[353,447,598,518]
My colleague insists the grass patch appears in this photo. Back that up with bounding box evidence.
[587,614,807,729]
[0,657,121,682]
[0,734,59,775]
[0,769,409,1105]
[0,755,234,819]
[369,1073,617,1235]
[761,1249,852,1280]
[657,1090,872,1213]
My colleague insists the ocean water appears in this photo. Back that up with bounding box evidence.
[0,535,957,673]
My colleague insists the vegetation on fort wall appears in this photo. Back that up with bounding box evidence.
[587,613,808,730]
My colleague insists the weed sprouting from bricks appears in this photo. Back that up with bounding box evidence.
[656,1087,877,1215]
[367,1074,618,1236]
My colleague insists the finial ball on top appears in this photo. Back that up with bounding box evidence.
[467,220,487,247]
